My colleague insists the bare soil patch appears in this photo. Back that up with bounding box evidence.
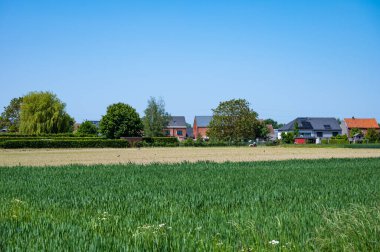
[1,147,380,166]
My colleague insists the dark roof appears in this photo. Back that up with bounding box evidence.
[194,116,213,127]
[279,117,341,131]
[167,116,187,128]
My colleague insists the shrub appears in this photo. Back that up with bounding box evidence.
[281,132,294,144]
[141,137,179,147]
[182,138,194,146]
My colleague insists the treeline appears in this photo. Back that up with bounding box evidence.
[0,92,274,143]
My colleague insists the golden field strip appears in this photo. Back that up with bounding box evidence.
[1,147,380,166]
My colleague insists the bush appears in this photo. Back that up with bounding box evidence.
[0,133,98,138]
[265,140,280,146]
[281,132,294,144]
[141,137,179,147]
[182,138,194,146]
[0,139,130,148]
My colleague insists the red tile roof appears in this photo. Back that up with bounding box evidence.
[344,118,379,129]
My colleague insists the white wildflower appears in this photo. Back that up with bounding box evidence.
[269,240,279,245]
[159,223,165,228]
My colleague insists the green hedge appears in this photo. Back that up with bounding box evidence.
[0,137,104,142]
[0,133,98,138]
[140,137,179,147]
[0,139,130,148]
[321,139,349,144]
[343,144,380,149]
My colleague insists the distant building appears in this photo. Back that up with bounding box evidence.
[278,117,342,143]
[193,116,212,139]
[341,117,379,136]
[164,116,187,141]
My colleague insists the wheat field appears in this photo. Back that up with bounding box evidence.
[1,146,380,166]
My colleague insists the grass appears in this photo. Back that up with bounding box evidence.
[0,158,380,251]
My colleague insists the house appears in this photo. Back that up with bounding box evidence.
[164,116,187,141]
[278,117,342,143]
[341,117,379,136]
[193,116,212,139]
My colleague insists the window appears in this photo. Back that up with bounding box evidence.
[300,132,311,137]
[332,132,339,137]
[324,125,331,130]
[177,130,183,136]
[165,130,170,136]
[317,132,323,137]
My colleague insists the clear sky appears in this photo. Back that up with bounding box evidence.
[1,0,379,125]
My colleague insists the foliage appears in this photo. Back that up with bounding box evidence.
[350,128,363,137]
[0,133,99,138]
[293,121,299,137]
[142,97,171,137]
[0,97,23,132]
[281,132,295,144]
[331,134,348,140]
[77,120,98,135]
[321,139,349,144]
[1,158,380,250]
[313,205,380,251]
[182,138,195,146]
[365,128,380,143]
[207,99,262,142]
[0,139,129,148]
[142,137,179,146]
[100,103,143,139]
[263,118,283,129]
[19,92,74,134]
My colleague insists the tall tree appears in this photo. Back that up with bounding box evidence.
[100,103,143,139]
[207,99,264,142]
[142,97,171,137]
[19,91,74,134]
[0,97,23,132]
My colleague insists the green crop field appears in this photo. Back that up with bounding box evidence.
[1,158,380,251]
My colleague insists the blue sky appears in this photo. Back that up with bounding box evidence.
[1,0,379,125]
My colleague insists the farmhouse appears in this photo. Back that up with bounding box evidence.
[278,117,342,142]
[193,116,212,139]
[341,117,380,136]
[164,116,187,141]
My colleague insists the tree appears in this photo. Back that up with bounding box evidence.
[207,99,262,142]
[100,103,143,139]
[293,121,300,137]
[263,118,284,129]
[142,97,171,137]
[19,91,74,134]
[281,132,295,144]
[0,97,23,132]
[77,120,98,135]
[350,128,362,137]
[365,128,379,143]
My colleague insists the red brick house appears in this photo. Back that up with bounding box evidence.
[163,116,187,141]
[193,116,212,139]
[341,117,380,136]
